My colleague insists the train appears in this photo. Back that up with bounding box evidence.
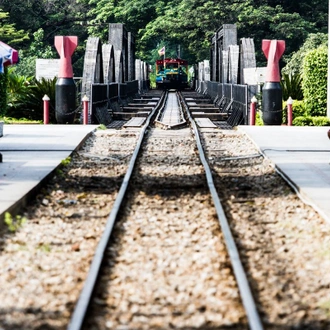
[155,58,189,90]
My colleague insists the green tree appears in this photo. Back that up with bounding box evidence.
[1,0,328,75]
[6,67,34,117]
[282,33,328,75]
[12,29,56,77]
[0,9,28,116]
[235,2,313,65]
[0,0,90,67]
[0,9,29,45]
[82,0,325,65]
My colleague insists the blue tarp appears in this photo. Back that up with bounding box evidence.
[0,41,19,73]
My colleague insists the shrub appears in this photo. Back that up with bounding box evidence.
[302,45,327,117]
[292,116,313,126]
[149,72,156,88]
[24,77,57,122]
[256,111,263,126]
[292,100,307,117]
[281,73,303,101]
[6,76,57,122]
[0,67,8,116]
[311,116,330,126]
[293,115,330,126]
[6,67,34,115]
[283,100,307,124]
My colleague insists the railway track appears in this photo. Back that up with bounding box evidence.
[1,90,330,329]
[68,91,262,330]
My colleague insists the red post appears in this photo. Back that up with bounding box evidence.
[82,95,89,125]
[287,97,293,126]
[250,96,257,125]
[42,94,50,124]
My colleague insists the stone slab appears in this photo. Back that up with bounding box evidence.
[123,117,146,127]
[195,118,217,128]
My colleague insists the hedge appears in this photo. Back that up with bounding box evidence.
[302,45,328,117]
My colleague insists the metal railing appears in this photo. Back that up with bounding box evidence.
[86,80,142,124]
[204,81,251,126]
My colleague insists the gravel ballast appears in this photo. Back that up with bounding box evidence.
[0,124,329,329]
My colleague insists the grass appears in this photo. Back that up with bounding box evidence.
[318,300,330,317]
[4,212,26,232]
[0,116,42,124]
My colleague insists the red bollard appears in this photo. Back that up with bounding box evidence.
[250,96,257,125]
[287,97,293,126]
[42,94,50,124]
[82,95,89,125]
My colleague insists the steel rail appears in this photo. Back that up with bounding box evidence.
[67,91,168,330]
[179,92,264,330]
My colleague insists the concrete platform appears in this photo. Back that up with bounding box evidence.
[238,126,330,223]
[1,124,330,227]
[0,124,98,220]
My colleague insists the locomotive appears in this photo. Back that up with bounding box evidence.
[155,58,189,90]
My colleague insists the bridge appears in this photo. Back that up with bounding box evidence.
[64,23,261,127]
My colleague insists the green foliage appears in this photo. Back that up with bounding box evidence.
[0,0,90,52]
[236,2,313,65]
[0,116,42,124]
[1,0,329,75]
[311,117,330,126]
[7,76,57,122]
[27,29,55,59]
[255,111,263,126]
[149,72,156,89]
[56,156,72,177]
[12,29,56,78]
[282,99,306,125]
[6,67,34,111]
[293,116,330,126]
[292,100,307,118]
[281,73,303,101]
[302,45,328,117]
[282,33,328,75]
[0,9,29,45]
[37,244,51,253]
[0,68,8,116]
[61,157,72,166]
[318,300,330,317]
[26,77,57,122]
[4,212,26,232]
[84,0,325,64]
[292,116,312,126]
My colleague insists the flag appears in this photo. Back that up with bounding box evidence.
[158,46,165,56]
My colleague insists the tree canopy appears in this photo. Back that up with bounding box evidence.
[0,9,29,45]
[0,0,328,68]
